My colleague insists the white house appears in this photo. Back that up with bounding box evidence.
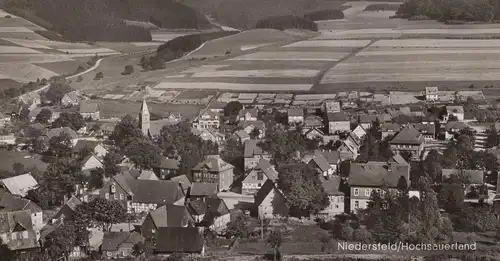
[327,112,350,134]
[81,154,103,171]
[425,87,439,102]
[287,108,304,125]
[0,174,39,197]
[253,180,289,219]
[444,106,465,122]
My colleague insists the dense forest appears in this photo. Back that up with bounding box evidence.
[3,0,211,41]
[255,15,319,31]
[396,0,500,22]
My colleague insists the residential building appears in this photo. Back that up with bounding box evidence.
[425,87,439,101]
[154,227,205,256]
[358,114,388,130]
[326,112,350,134]
[444,106,465,122]
[141,204,193,242]
[242,159,278,195]
[192,155,234,192]
[381,123,402,139]
[337,139,358,160]
[192,128,225,144]
[100,174,185,214]
[444,121,469,140]
[153,157,180,180]
[238,108,258,122]
[201,197,230,233]
[28,107,60,123]
[81,154,103,171]
[18,92,41,108]
[323,101,341,113]
[101,231,144,259]
[237,120,266,139]
[73,140,108,158]
[232,129,251,143]
[61,91,80,107]
[317,176,344,220]
[253,180,289,219]
[0,193,44,233]
[46,127,78,146]
[169,175,191,194]
[192,111,220,130]
[138,170,158,180]
[349,159,410,211]
[352,125,367,140]
[307,150,340,177]
[139,99,150,136]
[389,125,424,161]
[0,210,39,251]
[186,199,206,224]
[188,183,219,200]
[0,174,38,197]
[412,123,436,141]
[442,169,484,197]
[79,101,100,120]
[243,139,271,169]
[51,196,82,225]
[303,127,325,141]
[287,108,304,124]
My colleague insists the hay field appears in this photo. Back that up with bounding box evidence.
[0,63,58,82]
[190,69,320,78]
[230,51,349,61]
[2,38,52,49]
[0,46,42,54]
[282,40,371,48]
[0,54,73,64]
[151,32,191,42]
[154,82,312,91]
[320,39,500,84]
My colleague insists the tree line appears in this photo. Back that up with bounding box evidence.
[4,0,211,41]
[395,0,500,22]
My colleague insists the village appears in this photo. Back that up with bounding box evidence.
[0,84,499,261]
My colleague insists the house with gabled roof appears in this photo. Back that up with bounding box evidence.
[412,123,436,141]
[349,158,410,212]
[317,176,345,219]
[73,140,107,158]
[389,125,424,161]
[51,196,82,225]
[81,154,103,171]
[358,114,391,130]
[100,173,185,214]
[0,210,39,251]
[287,108,304,125]
[0,174,38,197]
[186,199,206,224]
[169,175,191,194]
[231,129,251,143]
[444,121,469,140]
[238,108,258,122]
[153,157,180,180]
[237,120,266,139]
[188,183,219,200]
[101,231,144,259]
[307,150,340,177]
[61,91,80,107]
[244,139,271,169]
[337,138,358,160]
[0,193,43,233]
[192,111,220,130]
[79,101,100,120]
[154,227,205,255]
[201,197,230,232]
[141,204,193,243]
[381,123,402,139]
[193,127,225,145]
[444,105,464,122]
[242,159,278,195]
[352,125,366,140]
[326,112,350,134]
[192,155,234,192]
[253,180,289,219]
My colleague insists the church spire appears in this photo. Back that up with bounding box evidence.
[139,99,150,136]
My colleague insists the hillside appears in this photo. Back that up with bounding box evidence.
[3,0,212,42]
[179,0,346,30]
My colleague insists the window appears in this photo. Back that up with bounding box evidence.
[22,231,28,239]
[335,204,339,209]
[354,201,359,209]
[257,171,264,181]
[105,193,109,199]
[258,183,262,188]
[365,189,371,197]
[120,194,124,200]
[113,194,118,200]
[353,188,359,196]
[110,184,116,194]
[11,233,16,240]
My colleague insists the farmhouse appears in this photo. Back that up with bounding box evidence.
[79,101,100,120]
[141,204,193,241]
[317,176,345,219]
[307,150,341,177]
[425,87,439,101]
[326,112,350,134]
[0,174,38,197]
[389,125,424,161]
[244,139,271,169]
[253,180,289,219]
[287,108,304,124]
[444,106,465,122]
[101,231,145,259]
[0,210,39,251]
[242,159,278,195]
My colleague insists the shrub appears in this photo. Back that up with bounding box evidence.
[340,224,354,241]
[352,227,372,243]
[122,65,134,75]
[76,76,83,82]
[304,9,345,21]
[94,72,103,80]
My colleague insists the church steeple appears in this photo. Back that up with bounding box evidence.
[139,99,150,136]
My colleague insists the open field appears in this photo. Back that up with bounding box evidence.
[230,51,349,61]
[0,63,58,83]
[0,46,42,54]
[0,78,23,90]
[35,60,85,75]
[155,82,312,91]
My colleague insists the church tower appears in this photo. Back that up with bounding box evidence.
[139,99,150,136]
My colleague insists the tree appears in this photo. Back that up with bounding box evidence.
[74,198,127,231]
[44,223,77,261]
[486,124,499,148]
[357,133,380,162]
[249,128,261,139]
[397,176,408,191]
[109,115,143,148]
[225,213,251,238]
[48,132,74,159]
[103,149,122,177]
[94,72,104,80]
[132,242,145,257]
[45,82,73,104]
[223,101,243,120]
[89,168,104,189]
[266,229,283,261]
[76,75,83,82]
[423,149,443,182]
[220,138,244,173]
[35,108,53,124]
[52,112,85,131]
[277,163,329,215]
[122,65,134,75]
[259,127,307,164]
[123,138,162,170]
[12,162,25,175]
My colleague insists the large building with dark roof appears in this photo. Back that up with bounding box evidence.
[389,125,424,161]
[192,155,234,192]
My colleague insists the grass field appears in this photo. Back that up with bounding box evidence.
[35,60,84,75]
[0,78,23,90]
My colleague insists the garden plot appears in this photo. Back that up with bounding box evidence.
[371,39,500,48]
[322,72,500,83]
[0,27,33,33]
[0,63,58,82]
[37,40,95,49]
[315,29,402,40]
[282,40,371,48]
[190,69,320,78]
[154,82,312,91]
[0,46,41,54]
[0,54,73,63]
[57,48,119,55]
[357,48,500,56]
[230,51,349,61]
[2,38,52,49]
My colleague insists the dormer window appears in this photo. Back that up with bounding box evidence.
[111,184,116,194]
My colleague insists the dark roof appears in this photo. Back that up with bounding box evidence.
[205,197,229,217]
[238,108,258,118]
[73,140,98,152]
[445,121,468,132]
[390,125,423,145]
[381,123,401,132]
[304,116,324,127]
[244,139,267,158]
[310,151,330,172]
[442,169,484,184]
[79,101,99,113]
[388,155,408,166]
[327,112,349,122]
[288,108,304,117]
[192,155,233,172]
[0,210,38,250]
[255,159,278,180]
[254,180,277,206]
[101,231,144,251]
[155,227,204,253]
[237,120,265,130]
[321,176,344,196]
[0,193,42,213]
[155,157,180,170]
[412,123,435,135]
[349,161,410,187]
[319,150,340,164]
[169,175,191,191]
[187,199,207,216]
[148,204,193,228]
[189,183,218,197]
[110,175,184,205]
